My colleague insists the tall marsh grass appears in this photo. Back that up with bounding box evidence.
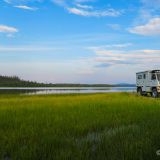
[0,93,160,160]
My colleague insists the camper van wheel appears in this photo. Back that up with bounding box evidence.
[137,88,142,96]
[152,88,159,98]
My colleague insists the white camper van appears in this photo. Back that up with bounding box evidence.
[136,70,160,97]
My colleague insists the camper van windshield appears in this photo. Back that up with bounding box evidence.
[156,74,160,81]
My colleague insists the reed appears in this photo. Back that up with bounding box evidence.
[0,93,160,160]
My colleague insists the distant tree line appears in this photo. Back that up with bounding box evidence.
[0,75,135,87]
[0,75,48,87]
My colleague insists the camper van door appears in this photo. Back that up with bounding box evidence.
[142,72,148,92]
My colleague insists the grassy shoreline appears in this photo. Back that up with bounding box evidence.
[0,93,160,160]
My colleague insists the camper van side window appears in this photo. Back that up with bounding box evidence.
[138,75,142,79]
[143,74,146,79]
[151,74,156,80]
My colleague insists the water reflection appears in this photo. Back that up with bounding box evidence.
[0,87,136,95]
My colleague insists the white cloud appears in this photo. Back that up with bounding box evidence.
[134,0,160,24]
[4,0,122,17]
[89,47,160,67]
[67,7,121,17]
[3,0,11,3]
[4,0,43,4]
[131,0,160,32]
[75,3,93,9]
[0,45,62,52]
[0,25,18,33]
[88,43,133,51]
[52,0,121,17]
[129,17,160,36]
[14,5,37,10]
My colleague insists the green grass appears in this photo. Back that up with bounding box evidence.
[0,93,160,160]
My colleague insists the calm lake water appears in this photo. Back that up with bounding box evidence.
[0,87,136,95]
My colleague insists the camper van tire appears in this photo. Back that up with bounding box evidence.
[137,87,143,96]
[152,88,159,98]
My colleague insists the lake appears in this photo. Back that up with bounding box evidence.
[0,87,136,95]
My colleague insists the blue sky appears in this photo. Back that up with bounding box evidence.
[0,0,160,83]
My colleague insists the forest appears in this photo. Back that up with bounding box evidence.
[0,75,135,87]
